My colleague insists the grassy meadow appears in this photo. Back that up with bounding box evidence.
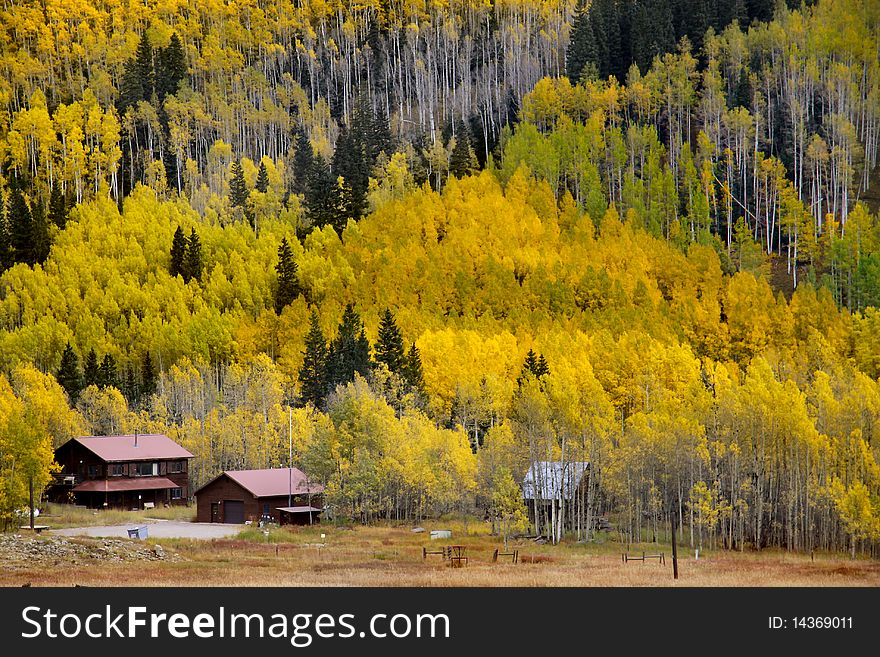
[2,515,879,587]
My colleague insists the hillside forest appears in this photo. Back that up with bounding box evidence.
[1,0,880,557]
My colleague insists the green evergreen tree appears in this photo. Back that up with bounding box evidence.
[449,124,477,179]
[228,159,250,220]
[185,227,203,282]
[535,353,550,378]
[332,125,368,221]
[518,349,550,384]
[118,32,154,112]
[98,353,118,389]
[8,187,34,266]
[274,237,300,314]
[56,342,82,403]
[298,311,329,408]
[369,107,394,161]
[170,225,187,279]
[255,161,270,193]
[156,33,187,101]
[141,351,158,399]
[292,127,315,197]
[566,1,598,83]
[305,155,341,231]
[403,342,427,398]
[122,366,140,407]
[31,198,51,264]
[48,185,67,229]
[327,303,372,389]
[83,348,100,389]
[375,308,406,374]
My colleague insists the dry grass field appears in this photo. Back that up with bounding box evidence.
[3,518,880,587]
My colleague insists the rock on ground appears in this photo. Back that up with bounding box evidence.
[0,534,179,568]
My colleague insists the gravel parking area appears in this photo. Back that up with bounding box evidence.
[51,521,243,539]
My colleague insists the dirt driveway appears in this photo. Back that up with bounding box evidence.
[51,520,243,539]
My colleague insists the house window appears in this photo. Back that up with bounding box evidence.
[109,464,125,477]
[169,461,185,473]
[171,488,183,500]
[262,503,270,515]
[87,465,100,479]
[134,463,156,476]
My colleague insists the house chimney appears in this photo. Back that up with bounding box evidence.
[134,432,138,447]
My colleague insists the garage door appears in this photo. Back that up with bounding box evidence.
[223,500,244,524]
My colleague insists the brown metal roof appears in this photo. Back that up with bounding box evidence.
[72,434,194,462]
[196,468,324,498]
[72,477,180,493]
[277,506,323,513]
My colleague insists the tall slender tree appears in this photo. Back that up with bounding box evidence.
[98,353,118,389]
[156,33,187,101]
[170,225,187,279]
[48,185,67,229]
[274,237,300,314]
[141,351,158,399]
[375,308,406,374]
[82,348,100,389]
[298,312,329,408]
[327,304,372,389]
[403,342,427,398]
[56,343,82,403]
[292,127,315,197]
[8,187,33,266]
[229,159,250,221]
[255,161,270,193]
[185,227,203,282]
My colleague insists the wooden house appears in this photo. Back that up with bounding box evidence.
[51,434,194,509]
[194,468,324,525]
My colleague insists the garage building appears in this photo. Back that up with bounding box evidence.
[194,467,324,525]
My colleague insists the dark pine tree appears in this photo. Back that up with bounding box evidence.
[298,311,329,408]
[170,225,188,279]
[156,33,187,101]
[305,155,341,231]
[403,342,427,398]
[228,159,250,220]
[449,123,476,179]
[48,185,68,229]
[535,353,551,378]
[255,161,270,193]
[141,351,158,399]
[332,125,368,222]
[566,1,598,83]
[118,33,154,112]
[747,0,775,23]
[518,349,540,385]
[31,198,51,264]
[375,308,406,374]
[591,0,623,80]
[185,227,203,282]
[327,304,372,389]
[518,349,550,385]
[122,366,140,407]
[291,127,315,197]
[274,237,300,314]
[98,353,118,389]
[83,348,100,389]
[8,187,34,266]
[56,342,82,403]
[369,107,395,161]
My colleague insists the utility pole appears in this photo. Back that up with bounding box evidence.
[29,475,35,530]
[288,406,293,509]
[671,506,679,581]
